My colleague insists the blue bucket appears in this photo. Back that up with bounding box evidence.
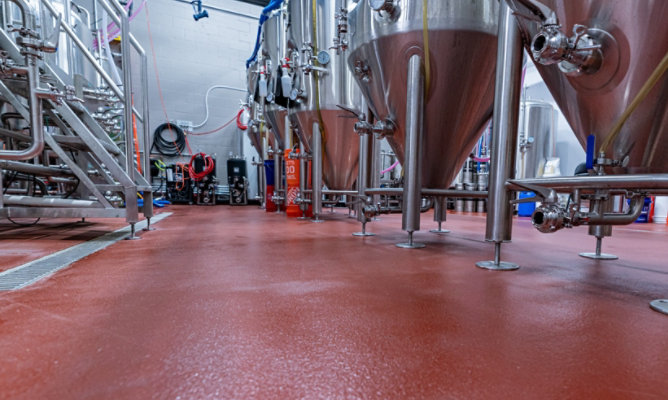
[518,191,536,217]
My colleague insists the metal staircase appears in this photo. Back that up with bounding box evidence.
[0,0,153,236]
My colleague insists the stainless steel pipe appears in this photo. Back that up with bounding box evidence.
[312,121,323,221]
[0,1,44,161]
[401,54,424,235]
[273,150,282,208]
[3,195,97,208]
[587,196,645,225]
[0,161,74,177]
[508,174,668,191]
[485,2,524,244]
[356,127,370,224]
[364,187,488,198]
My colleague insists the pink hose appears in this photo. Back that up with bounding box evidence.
[473,156,490,163]
[93,0,146,50]
[381,160,400,175]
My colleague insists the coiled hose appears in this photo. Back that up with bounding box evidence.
[189,152,215,181]
[152,123,186,157]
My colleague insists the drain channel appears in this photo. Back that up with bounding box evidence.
[0,213,171,291]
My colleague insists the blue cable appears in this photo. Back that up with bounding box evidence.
[245,0,284,69]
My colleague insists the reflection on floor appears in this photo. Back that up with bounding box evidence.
[0,205,666,399]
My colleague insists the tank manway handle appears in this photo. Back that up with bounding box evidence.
[586,134,596,170]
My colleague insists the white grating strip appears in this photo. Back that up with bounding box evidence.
[0,213,171,291]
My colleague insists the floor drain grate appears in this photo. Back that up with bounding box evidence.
[0,213,170,291]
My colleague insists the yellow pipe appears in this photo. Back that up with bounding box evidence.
[599,49,668,155]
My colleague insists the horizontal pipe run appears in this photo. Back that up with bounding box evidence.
[507,174,668,191]
[3,195,98,208]
[302,189,358,196]
[0,161,74,177]
[422,189,489,198]
[364,187,488,199]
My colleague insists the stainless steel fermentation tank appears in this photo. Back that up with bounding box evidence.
[288,0,361,191]
[508,0,668,174]
[517,100,555,179]
[262,11,290,150]
[245,61,264,155]
[347,0,499,190]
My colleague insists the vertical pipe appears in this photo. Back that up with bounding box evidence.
[140,51,153,220]
[284,114,292,150]
[401,54,424,235]
[141,53,150,181]
[476,1,522,270]
[0,1,44,161]
[369,132,381,206]
[273,149,281,210]
[356,130,369,224]
[119,6,134,182]
[64,0,73,75]
[299,139,307,215]
[312,121,323,221]
[484,2,523,244]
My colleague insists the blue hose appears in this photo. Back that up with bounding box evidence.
[246,0,284,69]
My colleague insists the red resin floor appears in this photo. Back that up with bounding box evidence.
[0,205,667,399]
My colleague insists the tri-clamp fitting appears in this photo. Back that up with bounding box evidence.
[531,24,603,75]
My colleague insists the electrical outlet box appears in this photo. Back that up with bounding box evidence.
[175,120,193,131]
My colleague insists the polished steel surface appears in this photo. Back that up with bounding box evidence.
[294,109,359,190]
[401,54,423,235]
[287,0,361,190]
[348,0,498,188]
[311,121,323,220]
[264,105,287,150]
[518,100,554,179]
[484,1,523,244]
[508,0,668,174]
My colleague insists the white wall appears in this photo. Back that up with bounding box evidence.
[129,0,262,183]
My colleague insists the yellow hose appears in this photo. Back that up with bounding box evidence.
[422,0,431,96]
[599,49,668,155]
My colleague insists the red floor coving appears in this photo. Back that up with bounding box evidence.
[0,205,666,399]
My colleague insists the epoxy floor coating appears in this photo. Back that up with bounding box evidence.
[0,205,667,399]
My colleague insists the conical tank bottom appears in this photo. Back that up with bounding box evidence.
[511,0,668,174]
[350,29,497,188]
[265,106,287,150]
[293,109,360,190]
[247,129,262,155]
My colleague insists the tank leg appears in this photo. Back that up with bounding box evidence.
[579,235,618,260]
[297,142,310,220]
[476,1,522,269]
[274,151,283,214]
[430,197,451,234]
[476,243,519,271]
[396,54,425,249]
[311,121,324,223]
[353,220,375,237]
